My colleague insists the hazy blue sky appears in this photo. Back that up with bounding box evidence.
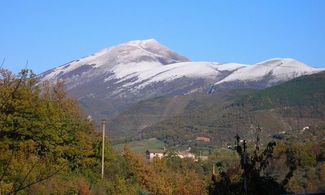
[1,0,325,73]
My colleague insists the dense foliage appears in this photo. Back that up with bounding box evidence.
[0,69,111,194]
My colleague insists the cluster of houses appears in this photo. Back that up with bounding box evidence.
[145,136,211,161]
[145,147,197,161]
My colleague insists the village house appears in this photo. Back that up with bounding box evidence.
[176,151,196,160]
[145,150,165,161]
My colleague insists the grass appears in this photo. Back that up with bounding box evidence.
[113,138,165,154]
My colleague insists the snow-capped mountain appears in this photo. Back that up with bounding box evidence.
[40,39,323,119]
[42,39,189,86]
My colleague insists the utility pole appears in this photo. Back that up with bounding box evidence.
[101,119,106,179]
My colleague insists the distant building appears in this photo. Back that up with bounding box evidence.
[175,147,197,161]
[177,151,196,160]
[195,136,211,142]
[145,148,197,161]
[300,126,310,134]
[145,150,165,161]
[87,115,93,121]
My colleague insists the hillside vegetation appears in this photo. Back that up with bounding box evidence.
[237,71,325,109]
[110,71,325,153]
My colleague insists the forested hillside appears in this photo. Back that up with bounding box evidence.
[110,71,325,153]
[237,70,325,109]
[109,90,251,143]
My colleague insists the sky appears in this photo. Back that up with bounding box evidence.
[1,0,325,74]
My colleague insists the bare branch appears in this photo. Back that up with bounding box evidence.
[0,57,5,69]
[7,167,62,195]
[24,60,28,70]
[0,149,15,182]
[10,158,40,194]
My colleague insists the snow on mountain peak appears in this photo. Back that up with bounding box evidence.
[126,38,159,47]
[111,62,233,89]
[214,58,319,86]
[41,39,189,82]
[121,39,190,63]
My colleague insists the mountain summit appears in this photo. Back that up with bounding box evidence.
[42,39,189,82]
[41,39,323,119]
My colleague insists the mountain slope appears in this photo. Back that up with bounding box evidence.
[236,70,325,108]
[108,91,250,142]
[110,71,325,149]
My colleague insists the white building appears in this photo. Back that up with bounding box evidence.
[145,150,165,161]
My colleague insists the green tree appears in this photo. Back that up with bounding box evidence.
[0,68,110,194]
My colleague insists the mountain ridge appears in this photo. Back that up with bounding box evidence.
[40,39,324,120]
